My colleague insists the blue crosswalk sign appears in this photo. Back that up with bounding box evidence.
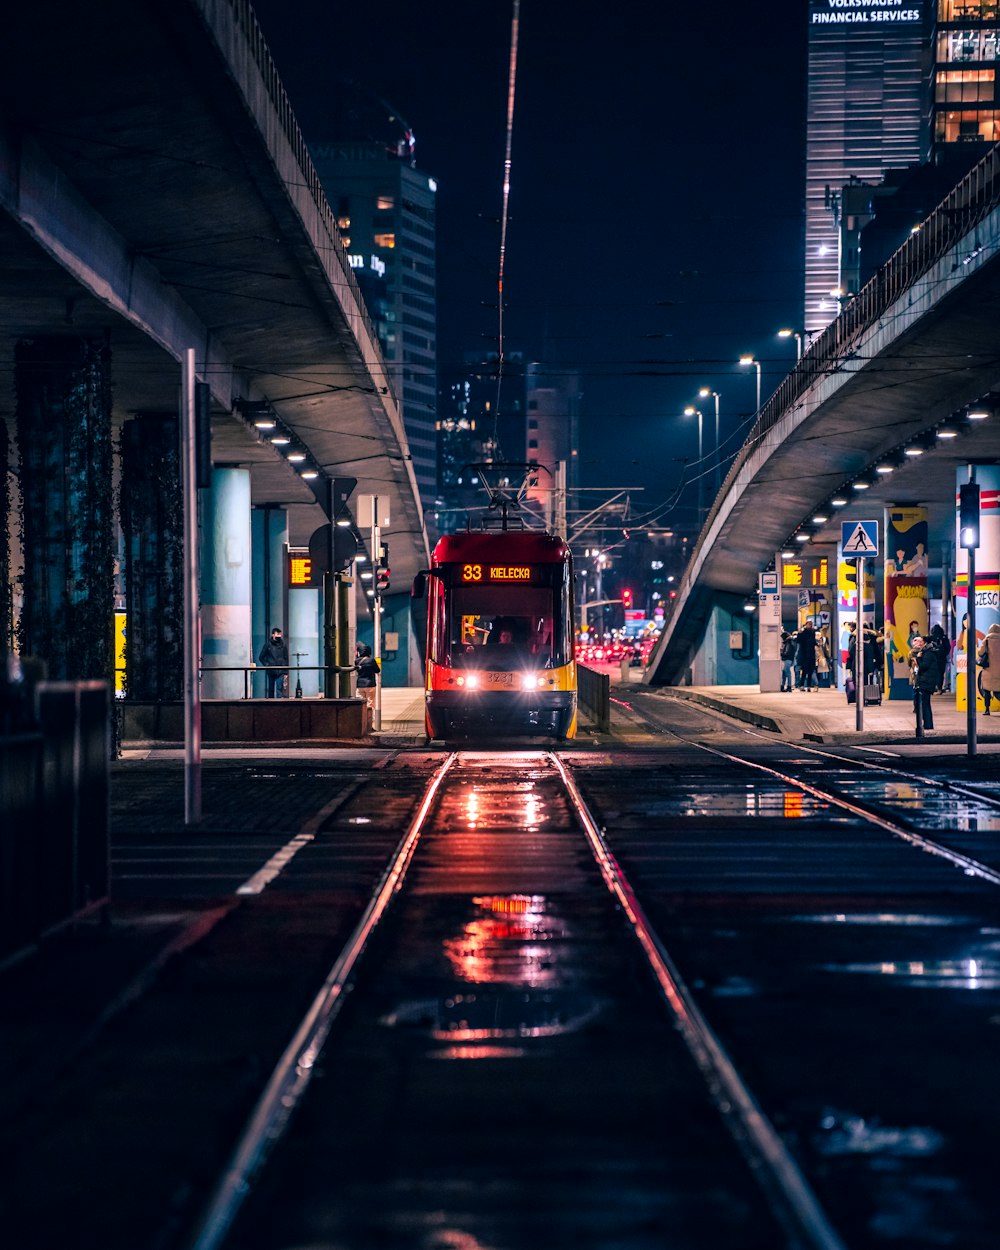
[841,519,878,555]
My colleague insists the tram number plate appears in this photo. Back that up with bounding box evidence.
[485,671,514,687]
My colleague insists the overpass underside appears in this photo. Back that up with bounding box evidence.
[0,0,428,689]
[648,152,1000,686]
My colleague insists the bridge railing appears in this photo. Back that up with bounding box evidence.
[687,142,1000,593]
[224,0,397,409]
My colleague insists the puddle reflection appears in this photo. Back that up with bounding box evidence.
[823,955,1000,987]
[382,893,603,1054]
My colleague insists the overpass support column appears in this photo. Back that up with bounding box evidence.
[884,506,929,700]
[956,466,1000,711]
[120,415,183,700]
[14,336,114,681]
[251,507,287,698]
[200,467,252,699]
[288,586,322,697]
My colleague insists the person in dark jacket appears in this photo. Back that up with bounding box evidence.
[258,627,288,697]
[796,623,817,690]
[355,643,379,710]
[926,624,949,694]
[909,636,936,731]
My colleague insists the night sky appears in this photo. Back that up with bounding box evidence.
[250,0,808,527]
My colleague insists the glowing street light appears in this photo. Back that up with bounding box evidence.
[697,386,721,495]
[683,405,704,525]
[777,328,803,362]
[739,354,761,415]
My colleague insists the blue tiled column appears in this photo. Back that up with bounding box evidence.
[251,507,287,697]
[200,468,252,699]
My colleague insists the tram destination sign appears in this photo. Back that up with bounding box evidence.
[459,562,540,584]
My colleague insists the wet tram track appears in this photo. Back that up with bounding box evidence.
[620,686,1000,886]
[186,751,818,1250]
[573,693,1000,1246]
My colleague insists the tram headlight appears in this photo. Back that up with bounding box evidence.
[457,673,480,690]
[521,674,541,690]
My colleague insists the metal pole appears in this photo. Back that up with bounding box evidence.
[855,557,864,733]
[713,394,720,497]
[181,348,202,824]
[372,500,382,732]
[337,573,351,697]
[697,410,703,527]
[968,541,977,756]
[323,571,336,697]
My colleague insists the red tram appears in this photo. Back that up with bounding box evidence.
[416,528,577,740]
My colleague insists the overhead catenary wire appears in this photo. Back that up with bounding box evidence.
[493,0,520,456]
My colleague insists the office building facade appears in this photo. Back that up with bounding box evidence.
[309,97,438,517]
[805,0,929,333]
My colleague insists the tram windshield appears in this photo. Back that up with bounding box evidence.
[440,584,568,670]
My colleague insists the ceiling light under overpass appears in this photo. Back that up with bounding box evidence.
[968,410,990,420]
[876,464,894,474]
[937,428,959,439]
[853,481,871,489]
[904,446,924,457]
[831,497,848,507]
[795,533,811,542]
[812,514,828,524]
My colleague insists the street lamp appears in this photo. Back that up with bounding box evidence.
[739,355,761,416]
[683,406,704,526]
[777,328,803,362]
[697,387,721,496]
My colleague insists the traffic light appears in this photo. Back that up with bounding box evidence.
[622,588,633,609]
[960,482,980,549]
[375,544,391,597]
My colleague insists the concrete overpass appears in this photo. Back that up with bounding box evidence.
[648,145,1000,686]
[0,0,427,582]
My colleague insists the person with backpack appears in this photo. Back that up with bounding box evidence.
[780,632,796,692]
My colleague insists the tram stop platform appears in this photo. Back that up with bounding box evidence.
[642,678,1000,747]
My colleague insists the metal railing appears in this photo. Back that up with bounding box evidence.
[218,0,396,408]
[577,664,610,733]
[195,664,360,700]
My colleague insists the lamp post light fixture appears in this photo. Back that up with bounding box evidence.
[777,328,803,362]
[683,406,705,526]
[739,355,761,416]
[697,387,721,495]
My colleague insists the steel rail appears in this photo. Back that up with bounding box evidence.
[185,752,458,1250]
[549,752,850,1250]
[736,727,1000,813]
[628,695,1000,888]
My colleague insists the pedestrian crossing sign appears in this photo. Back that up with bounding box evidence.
[841,519,878,556]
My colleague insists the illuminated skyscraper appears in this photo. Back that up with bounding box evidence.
[805,0,929,334]
[309,86,438,517]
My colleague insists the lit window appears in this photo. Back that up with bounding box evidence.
[376,196,395,211]
[337,216,351,230]
[373,232,396,249]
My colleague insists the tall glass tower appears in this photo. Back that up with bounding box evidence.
[805,0,929,334]
[309,86,438,518]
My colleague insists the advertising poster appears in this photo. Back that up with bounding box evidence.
[955,466,1000,711]
[836,557,875,689]
[884,506,928,701]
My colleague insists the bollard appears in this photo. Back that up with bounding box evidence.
[914,690,923,739]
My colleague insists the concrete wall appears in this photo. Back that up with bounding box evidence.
[688,596,759,686]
